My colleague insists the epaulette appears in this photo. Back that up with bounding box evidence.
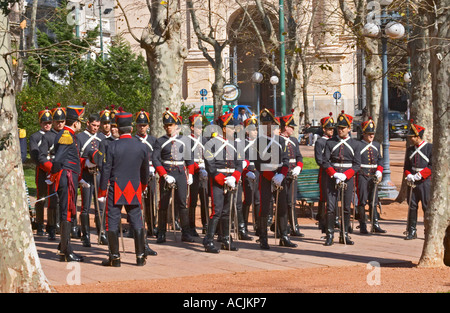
[58,130,73,145]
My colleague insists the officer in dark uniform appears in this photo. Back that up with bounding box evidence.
[98,110,150,267]
[241,115,259,237]
[322,111,361,246]
[279,110,304,237]
[134,109,158,237]
[29,108,53,236]
[186,112,209,237]
[153,108,195,244]
[49,104,86,262]
[98,107,119,170]
[203,112,245,253]
[254,108,297,249]
[356,118,386,234]
[76,113,106,247]
[403,120,432,240]
[314,113,335,233]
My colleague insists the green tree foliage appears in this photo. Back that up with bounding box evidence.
[17,2,151,137]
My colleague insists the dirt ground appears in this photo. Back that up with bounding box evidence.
[45,141,449,294]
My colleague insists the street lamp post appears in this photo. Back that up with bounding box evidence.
[270,75,279,114]
[279,0,286,116]
[363,0,405,198]
[252,72,263,116]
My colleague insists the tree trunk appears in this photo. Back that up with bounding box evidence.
[418,0,450,267]
[0,10,52,292]
[140,2,187,138]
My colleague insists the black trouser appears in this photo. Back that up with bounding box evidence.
[356,173,378,221]
[326,174,354,235]
[242,171,260,230]
[406,177,430,230]
[157,169,189,233]
[142,176,157,234]
[286,174,299,228]
[188,171,209,230]
[80,169,105,219]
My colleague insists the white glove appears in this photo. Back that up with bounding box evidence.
[187,174,193,185]
[165,175,176,185]
[149,166,155,176]
[198,162,205,169]
[199,169,208,179]
[414,172,422,181]
[406,174,415,182]
[335,178,343,185]
[272,173,285,187]
[225,176,236,188]
[79,179,91,189]
[85,159,96,168]
[246,171,256,180]
[45,175,53,185]
[375,170,382,179]
[98,197,106,203]
[334,172,347,182]
[291,166,301,177]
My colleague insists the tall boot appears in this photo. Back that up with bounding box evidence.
[80,213,91,247]
[339,213,354,245]
[180,208,195,242]
[357,205,368,234]
[371,207,386,233]
[102,230,120,267]
[188,202,199,237]
[71,215,81,239]
[134,228,147,266]
[288,205,304,237]
[279,214,298,247]
[95,215,108,245]
[317,201,326,233]
[324,212,335,246]
[156,206,167,244]
[203,217,220,253]
[220,217,238,251]
[237,204,252,241]
[60,221,83,262]
[405,209,418,240]
[242,203,250,233]
[47,205,57,241]
[258,216,270,250]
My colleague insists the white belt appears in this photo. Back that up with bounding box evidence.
[217,168,235,173]
[163,160,185,166]
[331,163,352,168]
[412,167,424,172]
[289,159,297,163]
[361,164,377,169]
[194,159,204,163]
[261,163,282,171]
[249,162,255,166]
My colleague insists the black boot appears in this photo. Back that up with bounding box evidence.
[80,213,91,247]
[60,221,84,262]
[357,205,368,234]
[180,208,195,242]
[324,213,335,246]
[47,225,57,241]
[156,230,166,243]
[221,216,239,251]
[134,228,147,266]
[203,217,220,253]
[258,216,270,250]
[279,215,297,248]
[405,209,418,240]
[372,209,386,233]
[102,230,121,267]
[317,202,327,233]
[339,214,354,245]
[95,215,108,245]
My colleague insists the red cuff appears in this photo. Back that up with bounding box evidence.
[41,161,53,173]
[98,189,107,198]
[214,173,226,186]
[193,162,200,173]
[232,170,242,182]
[420,167,432,179]
[377,166,384,173]
[280,166,288,177]
[404,170,412,176]
[156,165,167,177]
[296,161,303,168]
[187,164,195,175]
[326,167,337,177]
[344,169,355,179]
[243,160,250,170]
[90,150,98,164]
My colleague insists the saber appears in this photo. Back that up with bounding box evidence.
[119,216,125,254]
[337,181,348,245]
[247,176,256,233]
[32,192,57,205]
[272,182,284,245]
[200,174,209,230]
[370,176,380,233]
[227,185,237,249]
[92,170,105,245]
[404,178,416,236]
[289,174,298,234]
[168,182,178,241]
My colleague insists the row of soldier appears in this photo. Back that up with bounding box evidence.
[28,103,432,267]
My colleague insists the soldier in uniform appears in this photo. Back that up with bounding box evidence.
[99,107,113,139]
[98,110,150,267]
[153,108,195,244]
[241,115,259,237]
[134,109,158,237]
[322,111,361,246]
[49,104,86,262]
[38,105,67,239]
[186,112,209,237]
[355,118,385,234]
[254,108,297,249]
[403,120,432,240]
[314,113,335,233]
[203,112,245,253]
[279,110,304,237]
[76,113,106,247]
[29,107,53,236]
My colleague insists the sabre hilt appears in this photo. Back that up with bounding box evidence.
[406,180,416,188]
[336,181,348,190]
[272,182,284,191]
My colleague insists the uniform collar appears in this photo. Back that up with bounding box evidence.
[63,126,75,135]
[120,134,132,139]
